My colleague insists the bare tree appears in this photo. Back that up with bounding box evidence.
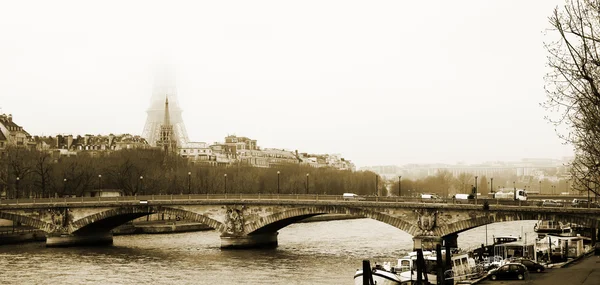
[544,0,600,196]
[33,151,53,198]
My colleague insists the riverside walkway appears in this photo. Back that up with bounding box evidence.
[478,254,600,285]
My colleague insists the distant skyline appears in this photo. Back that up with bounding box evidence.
[0,1,574,167]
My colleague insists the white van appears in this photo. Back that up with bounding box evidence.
[454,194,474,200]
[343,193,364,200]
[421,194,441,200]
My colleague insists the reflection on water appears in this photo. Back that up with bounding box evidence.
[0,219,536,285]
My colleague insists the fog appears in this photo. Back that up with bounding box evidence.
[0,0,573,167]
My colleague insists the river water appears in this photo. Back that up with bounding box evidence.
[0,219,536,285]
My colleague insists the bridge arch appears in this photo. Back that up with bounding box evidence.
[436,211,600,238]
[244,205,420,236]
[0,212,58,233]
[71,206,224,235]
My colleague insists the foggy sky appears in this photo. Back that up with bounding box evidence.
[0,0,574,167]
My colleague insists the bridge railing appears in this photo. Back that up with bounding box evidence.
[0,194,585,208]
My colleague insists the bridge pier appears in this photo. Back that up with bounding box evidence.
[220,232,278,249]
[46,232,113,247]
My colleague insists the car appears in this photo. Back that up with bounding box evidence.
[511,258,545,273]
[572,199,599,208]
[342,193,365,201]
[421,193,442,200]
[541,199,563,207]
[488,263,528,281]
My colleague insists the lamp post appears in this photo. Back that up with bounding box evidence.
[98,174,102,197]
[475,176,478,203]
[399,176,402,197]
[539,181,541,194]
[490,177,494,194]
[188,171,191,194]
[277,171,280,194]
[15,177,20,199]
[140,176,144,195]
[63,178,67,196]
[376,175,379,196]
[224,174,227,194]
[306,173,309,194]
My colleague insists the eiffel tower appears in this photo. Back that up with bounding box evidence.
[141,68,189,147]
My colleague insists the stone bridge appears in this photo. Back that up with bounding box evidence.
[1,196,599,249]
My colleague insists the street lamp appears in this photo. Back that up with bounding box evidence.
[539,181,541,194]
[475,176,478,203]
[376,175,379,196]
[490,177,494,194]
[15,177,20,199]
[98,174,102,197]
[63,178,67,196]
[224,174,227,194]
[399,176,402,197]
[140,176,144,195]
[277,171,280,194]
[188,172,192,194]
[306,173,309,194]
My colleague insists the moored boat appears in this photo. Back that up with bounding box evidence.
[534,220,572,238]
[353,250,476,285]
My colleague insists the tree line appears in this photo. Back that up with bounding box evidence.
[0,146,381,198]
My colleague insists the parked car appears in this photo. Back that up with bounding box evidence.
[488,263,528,281]
[511,258,545,273]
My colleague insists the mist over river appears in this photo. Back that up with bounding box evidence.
[0,219,536,285]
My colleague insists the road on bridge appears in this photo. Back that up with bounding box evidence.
[477,254,600,285]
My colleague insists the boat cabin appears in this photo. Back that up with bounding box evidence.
[493,240,535,260]
[535,234,589,263]
[534,220,572,238]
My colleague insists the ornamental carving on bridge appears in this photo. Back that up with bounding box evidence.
[415,209,437,235]
[48,207,73,233]
[224,206,245,235]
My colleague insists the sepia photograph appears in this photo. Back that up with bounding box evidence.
[1,1,599,284]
